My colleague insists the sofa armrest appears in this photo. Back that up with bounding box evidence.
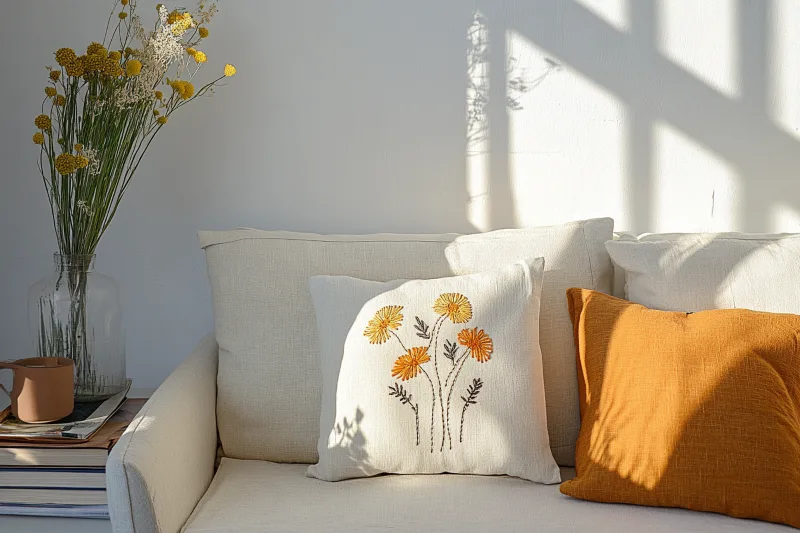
[107,336,219,533]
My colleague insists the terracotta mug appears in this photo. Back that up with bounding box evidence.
[0,357,74,423]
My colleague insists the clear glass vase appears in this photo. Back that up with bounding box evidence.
[28,254,126,402]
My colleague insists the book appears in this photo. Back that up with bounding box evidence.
[0,467,106,489]
[0,488,106,505]
[0,399,145,468]
[0,502,109,519]
[0,379,132,441]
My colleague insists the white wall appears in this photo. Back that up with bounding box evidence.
[2,0,800,391]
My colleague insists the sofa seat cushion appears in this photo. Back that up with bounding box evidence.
[181,459,791,532]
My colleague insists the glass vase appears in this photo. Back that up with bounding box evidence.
[28,254,126,402]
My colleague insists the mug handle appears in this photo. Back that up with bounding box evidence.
[0,362,18,398]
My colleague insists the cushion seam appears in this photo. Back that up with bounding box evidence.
[581,223,597,289]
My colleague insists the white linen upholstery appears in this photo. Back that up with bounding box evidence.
[182,459,791,533]
[308,260,560,483]
[107,336,219,533]
[199,218,614,467]
[606,232,800,312]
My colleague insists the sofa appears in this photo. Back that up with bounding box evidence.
[106,219,795,532]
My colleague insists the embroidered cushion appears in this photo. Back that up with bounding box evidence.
[307,259,561,483]
[562,289,800,529]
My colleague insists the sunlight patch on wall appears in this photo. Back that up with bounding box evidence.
[769,0,800,141]
[657,0,739,98]
[574,0,629,32]
[466,11,491,232]
[504,30,629,229]
[770,203,800,233]
[654,121,739,232]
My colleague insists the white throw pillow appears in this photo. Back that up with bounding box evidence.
[199,218,613,466]
[307,259,561,483]
[606,232,800,312]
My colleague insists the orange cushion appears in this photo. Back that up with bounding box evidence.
[561,289,800,529]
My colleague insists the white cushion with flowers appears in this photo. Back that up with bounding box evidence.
[307,258,561,483]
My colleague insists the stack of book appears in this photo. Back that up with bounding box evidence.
[0,381,143,519]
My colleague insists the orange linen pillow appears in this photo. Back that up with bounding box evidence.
[561,289,800,529]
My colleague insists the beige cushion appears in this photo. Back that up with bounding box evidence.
[307,260,560,483]
[199,218,614,466]
[606,232,800,312]
[181,459,785,533]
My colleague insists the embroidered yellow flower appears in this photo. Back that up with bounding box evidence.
[49,70,61,81]
[55,48,76,67]
[434,293,472,323]
[193,50,207,63]
[45,87,57,97]
[34,114,51,130]
[458,328,493,363]
[224,64,236,77]
[391,347,431,381]
[125,59,142,76]
[55,153,76,175]
[199,27,209,38]
[363,305,404,344]
[32,132,45,145]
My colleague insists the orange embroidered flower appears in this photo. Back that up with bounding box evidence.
[363,305,403,344]
[391,347,431,381]
[434,293,472,323]
[458,327,493,363]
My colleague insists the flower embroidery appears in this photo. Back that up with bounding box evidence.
[363,305,404,344]
[433,293,473,324]
[458,327,494,363]
[391,347,431,381]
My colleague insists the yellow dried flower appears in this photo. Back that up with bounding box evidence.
[224,64,236,77]
[157,116,168,125]
[193,51,207,63]
[35,114,52,130]
[55,153,76,175]
[104,57,124,77]
[170,80,194,100]
[124,47,134,58]
[153,109,160,116]
[171,14,194,36]
[55,95,66,106]
[121,0,129,5]
[87,42,106,56]
[74,155,90,169]
[154,90,163,100]
[109,50,122,61]
[74,143,83,151]
[33,132,45,145]
[186,47,197,56]
[118,12,127,19]
[156,4,164,11]
[84,54,105,72]
[65,57,85,77]
[49,70,61,81]
[199,27,209,38]
[45,87,57,97]
[125,59,142,76]
[167,10,182,24]
[55,48,77,67]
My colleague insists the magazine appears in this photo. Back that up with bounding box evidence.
[0,379,131,441]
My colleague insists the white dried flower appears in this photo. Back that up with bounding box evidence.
[81,148,101,175]
[76,200,93,217]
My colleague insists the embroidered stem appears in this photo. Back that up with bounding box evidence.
[445,352,468,389]
[414,403,420,446]
[420,366,437,453]
[446,350,470,448]
[390,330,408,352]
[431,318,449,452]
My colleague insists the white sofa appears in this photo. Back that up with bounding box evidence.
[106,221,792,533]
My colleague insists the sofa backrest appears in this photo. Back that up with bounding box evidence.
[199,218,613,466]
